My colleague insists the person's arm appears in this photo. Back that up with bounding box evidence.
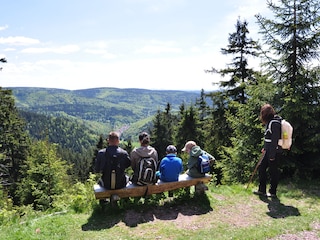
[130,150,138,170]
[179,158,183,173]
[269,121,281,160]
[94,150,104,173]
[122,150,131,168]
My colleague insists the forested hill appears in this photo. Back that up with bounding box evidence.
[10,87,201,139]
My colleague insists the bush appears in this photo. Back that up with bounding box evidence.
[53,173,98,213]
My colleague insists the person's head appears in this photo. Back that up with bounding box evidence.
[139,132,150,146]
[181,141,196,154]
[107,131,120,146]
[166,145,177,154]
[260,104,276,125]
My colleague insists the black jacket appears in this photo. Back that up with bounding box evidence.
[264,115,282,159]
[95,145,131,189]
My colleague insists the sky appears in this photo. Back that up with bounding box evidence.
[0,0,271,91]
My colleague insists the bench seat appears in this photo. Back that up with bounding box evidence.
[94,173,212,200]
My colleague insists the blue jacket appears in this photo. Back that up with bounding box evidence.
[159,153,183,182]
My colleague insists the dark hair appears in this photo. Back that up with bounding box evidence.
[260,104,276,124]
[139,132,150,144]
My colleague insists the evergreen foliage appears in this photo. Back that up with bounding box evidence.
[256,0,320,177]
[174,104,204,167]
[2,0,320,214]
[151,103,177,159]
[11,87,200,140]
[16,140,71,210]
[218,74,277,183]
[206,18,260,104]
[0,87,30,201]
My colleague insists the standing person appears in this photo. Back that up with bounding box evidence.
[157,145,183,182]
[130,132,159,185]
[95,131,131,189]
[182,140,215,178]
[254,103,282,198]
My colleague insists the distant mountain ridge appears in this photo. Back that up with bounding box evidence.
[10,87,201,139]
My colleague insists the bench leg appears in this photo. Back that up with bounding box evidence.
[168,191,173,197]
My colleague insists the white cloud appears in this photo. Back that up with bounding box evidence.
[4,48,16,52]
[0,25,9,31]
[0,36,40,45]
[135,45,182,54]
[1,51,226,91]
[134,40,182,54]
[21,45,80,54]
[0,0,271,91]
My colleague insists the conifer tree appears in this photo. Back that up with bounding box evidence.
[0,87,30,201]
[174,104,203,153]
[196,89,209,121]
[256,0,320,176]
[91,135,104,173]
[151,103,177,158]
[17,140,70,210]
[207,18,260,104]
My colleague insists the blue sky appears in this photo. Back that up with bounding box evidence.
[0,0,270,91]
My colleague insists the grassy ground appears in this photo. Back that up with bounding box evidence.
[1,180,319,240]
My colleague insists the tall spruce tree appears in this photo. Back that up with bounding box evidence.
[256,0,320,177]
[174,104,203,154]
[218,74,277,183]
[0,87,30,201]
[207,18,260,104]
[151,103,177,158]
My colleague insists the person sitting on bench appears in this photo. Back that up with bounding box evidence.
[157,145,183,182]
[182,141,215,178]
[94,131,131,189]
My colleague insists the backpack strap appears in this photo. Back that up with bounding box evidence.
[267,119,281,134]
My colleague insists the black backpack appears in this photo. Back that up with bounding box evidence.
[136,157,157,186]
[102,150,126,189]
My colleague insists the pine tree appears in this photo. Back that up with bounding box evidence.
[151,103,177,158]
[218,74,276,183]
[16,140,71,210]
[0,87,30,201]
[256,0,320,177]
[91,135,104,173]
[174,104,203,152]
[207,18,260,104]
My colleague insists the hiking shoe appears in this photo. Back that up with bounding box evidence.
[111,194,120,202]
[253,190,266,196]
[266,193,277,198]
[195,183,208,194]
[196,183,208,191]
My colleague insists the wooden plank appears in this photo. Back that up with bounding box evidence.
[94,174,212,199]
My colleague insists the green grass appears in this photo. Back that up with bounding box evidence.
[1,180,319,240]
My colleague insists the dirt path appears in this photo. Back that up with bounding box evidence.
[120,193,320,239]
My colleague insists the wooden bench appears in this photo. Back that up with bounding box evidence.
[94,174,212,202]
